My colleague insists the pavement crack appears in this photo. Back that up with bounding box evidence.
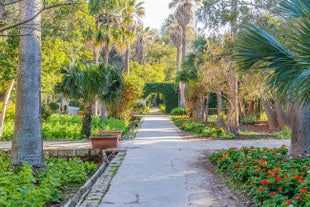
[126,193,140,204]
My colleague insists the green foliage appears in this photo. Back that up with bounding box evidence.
[241,114,258,124]
[41,104,52,120]
[273,125,292,139]
[159,104,166,113]
[133,103,150,114]
[130,62,166,83]
[0,152,96,207]
[48,102,59,112]
[170,107,187,115]
[171,116,235,138]
[210,145,310,206]
[107,74,143,119]
[143,82,178,113]
[0,114,131,141]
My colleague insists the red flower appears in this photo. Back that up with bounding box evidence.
[295,196,303,201]
[258,187,265,191]
[270,191,276,196]
[295,175,304,182]
[274,176,283,181]
[285,200,291,205]
[223,153,228,157]
[246,158,250,162]
[261,179,271,185]
[278,187,283,191]
[300,189,307,193]
[218,157,223,161]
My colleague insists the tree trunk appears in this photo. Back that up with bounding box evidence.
[0,79,15,137]
[204,95,209,123]
[275,100,289,129]
[287,103,310,158]
[103,45,109,64]
[81,102,93,138]
[180,83,186,107]
[181,26,187,63]
[12,0,45,171]
[216,87,224,127]
[261,97,278,130]
[124,47,130,74]
[226,68,239,135]
[100,102,107,122]
[176,46,181,72]
[94,47,99,65]
[246,100,255,116]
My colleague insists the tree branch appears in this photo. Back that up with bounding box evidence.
[0,0,80,33]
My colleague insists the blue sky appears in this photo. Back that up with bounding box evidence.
[142,0,171,30]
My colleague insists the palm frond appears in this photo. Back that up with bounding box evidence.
[279,0,310,17]
[235,25,295,72]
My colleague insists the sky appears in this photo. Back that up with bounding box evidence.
[142,0,172,30]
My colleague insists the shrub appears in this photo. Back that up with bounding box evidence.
[159,104,166,113]
[133,103,149,114]
[210,146,310,207]
[48,102,59,112]
[1,114,132,141]
[273,125,291,139]
[0,152,96,207]
[170,107,186,115]
[241,114,258,124]
[171,116,235,139]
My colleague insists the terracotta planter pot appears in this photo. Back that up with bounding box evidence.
[98,130,123,140]
[90,135,120,149]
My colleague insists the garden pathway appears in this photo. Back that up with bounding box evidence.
[99,115,290,207]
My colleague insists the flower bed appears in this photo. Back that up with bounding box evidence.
[171,115,234,139]
[1,114,133,141]
[210,145,310,206]
[0,152,97,207]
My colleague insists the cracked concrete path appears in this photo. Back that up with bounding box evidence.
[99,115,290,207]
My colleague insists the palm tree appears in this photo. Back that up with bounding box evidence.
[169,0,201,62]
[12,0,45,171]
[123,0,145,74]
[164,14,184,107]
[235,0,310,157]
[134,26,157,64]
[58,63,123,138]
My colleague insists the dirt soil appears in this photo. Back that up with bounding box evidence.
[240,121,280,134]
[195,152,255,207]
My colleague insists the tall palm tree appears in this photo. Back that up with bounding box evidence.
[169,0,201,62]
[12,0,45,171]
[235,0,310,157]
[123,0,145,74]
[134,26,157,64]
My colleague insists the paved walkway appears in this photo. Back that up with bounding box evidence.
[99,115,290,207]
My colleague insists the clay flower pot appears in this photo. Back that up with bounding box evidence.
[90,134,120,149]
[98,130,123,140]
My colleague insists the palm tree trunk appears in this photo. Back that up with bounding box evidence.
[12,0,45,171]
[261,97,278,130]
[100,102,107,122]
[94,47,99,65]
[226,67,239,135]
[0,79,14,137]
[205,95,209,123]
[288,103,310,158]
[124,47,130,74]
[216,86,224,127]
[81,102,93,138]
[275,100,289,129]
[181,26,187,63]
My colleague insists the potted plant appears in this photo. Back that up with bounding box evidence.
[98,130,122,136]
[90,132,120,149]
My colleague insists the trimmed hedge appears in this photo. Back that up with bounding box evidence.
[143,82,178,113]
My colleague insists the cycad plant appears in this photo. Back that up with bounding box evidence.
[57,63,123,138]
[235,0,310,157]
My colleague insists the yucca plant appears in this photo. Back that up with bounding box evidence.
[235,0,310,157]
